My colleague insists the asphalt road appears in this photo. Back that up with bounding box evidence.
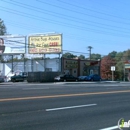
[0,82,130,130]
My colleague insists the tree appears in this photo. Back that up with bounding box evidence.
[114,52,123,62]
[90,53,101,60]
[78,55,85,59]
[0,18,7,62]
[122,49,130,62]
[115,61,124,80]
[108,51,117,58]
[114,52,124,80]
[0,18,6,35]
[62,52,77,59]
[101,56,116,79]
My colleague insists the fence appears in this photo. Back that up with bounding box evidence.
[27,72,61,82]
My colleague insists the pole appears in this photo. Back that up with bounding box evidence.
[112,71,114,81]
[12,55,13,73]
[88,46,92,60]
[44,54,46,71]
[23,54,25,72]
[59,53,60,72]
[31,57,33,72]
[124,65,125,81]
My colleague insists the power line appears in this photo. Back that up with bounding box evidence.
[57,0,130,21]
[2,0,130,30]
[1,7,130,38]
[36,0,130,25]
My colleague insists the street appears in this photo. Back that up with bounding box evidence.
[0,82,130,130]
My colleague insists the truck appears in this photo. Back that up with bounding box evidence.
[11,72,28,82]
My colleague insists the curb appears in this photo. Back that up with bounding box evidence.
[55,81,121,85]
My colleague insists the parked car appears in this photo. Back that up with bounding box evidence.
[54,74,78,82]
[78,76,88,81]
[0,76,5,83]
[11,72,28,82]
[85,74,101,81]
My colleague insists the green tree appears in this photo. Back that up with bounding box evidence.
[108,51,117,58]
[91,53,101,60]
[62,52,77,59]
[114,52,123,62]
[115,61,124,80]
[0,18,7,62]
[78,54,85,59]
[0,18,6,35]
[114,52,124,80]
[122,49,130,62]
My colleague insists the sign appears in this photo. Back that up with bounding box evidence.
[28,34,62,54]
[0,36,26,54]
[118,118,130,130]
[111,66,115,71]
[124,64,130,69]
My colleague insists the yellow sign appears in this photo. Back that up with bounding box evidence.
[28,35,62,54]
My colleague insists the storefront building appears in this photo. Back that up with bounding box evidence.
[62,57,100,77]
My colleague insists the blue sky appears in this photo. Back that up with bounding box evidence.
[0,0,130,57]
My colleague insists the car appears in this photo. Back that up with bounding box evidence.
[78,76,88,81]
[0,76,5,83]
[54,74,78,82]
[85,74,101,81]
[11,72,28,82]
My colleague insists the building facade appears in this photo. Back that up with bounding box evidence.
[62,57,100,77]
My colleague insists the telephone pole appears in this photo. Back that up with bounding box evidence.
[88,46,93,60]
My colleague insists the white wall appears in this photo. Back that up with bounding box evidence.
[1,58,61,76]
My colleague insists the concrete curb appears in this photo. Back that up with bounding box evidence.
[55,81,121,85]
[0,81,125,85]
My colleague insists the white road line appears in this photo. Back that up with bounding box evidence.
[23,87,49,90]
[100,126,118,130]
[46,103,97,111]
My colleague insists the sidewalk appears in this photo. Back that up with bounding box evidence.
[1,81,129,85]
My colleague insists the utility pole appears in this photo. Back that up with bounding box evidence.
[88,46,93,60]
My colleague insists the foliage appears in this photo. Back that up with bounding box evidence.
[108,51,117,58]
[62,52,77,59]
[122,49,130,62]
[78,55,85,59]
[0,18,6,35]
[91,53,101,60]
[0,18,7,62]
[101,56,116,79]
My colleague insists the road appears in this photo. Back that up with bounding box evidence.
[0,82,130,130]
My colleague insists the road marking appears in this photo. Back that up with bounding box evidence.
[46,104,97,111]
[23,87,49,90]
[0,90,130,102]
[100,125,118,130]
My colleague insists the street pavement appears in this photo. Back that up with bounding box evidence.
[0,82,130,130]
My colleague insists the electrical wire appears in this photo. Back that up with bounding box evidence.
[1,7,130,38]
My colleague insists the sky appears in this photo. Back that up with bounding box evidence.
[0,0,130,58]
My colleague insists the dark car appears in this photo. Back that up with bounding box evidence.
[78,76,88,81]
[11,72,28,82]
[54,74,78,82]
[0,76,5,83]
[85,74,101,81]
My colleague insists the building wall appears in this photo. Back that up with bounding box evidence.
[80,60,100,76]
[62,57,100,77]
[1,58,61,77]
[62,58,78,77]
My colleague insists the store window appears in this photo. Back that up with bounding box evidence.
[74,70,76,73]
